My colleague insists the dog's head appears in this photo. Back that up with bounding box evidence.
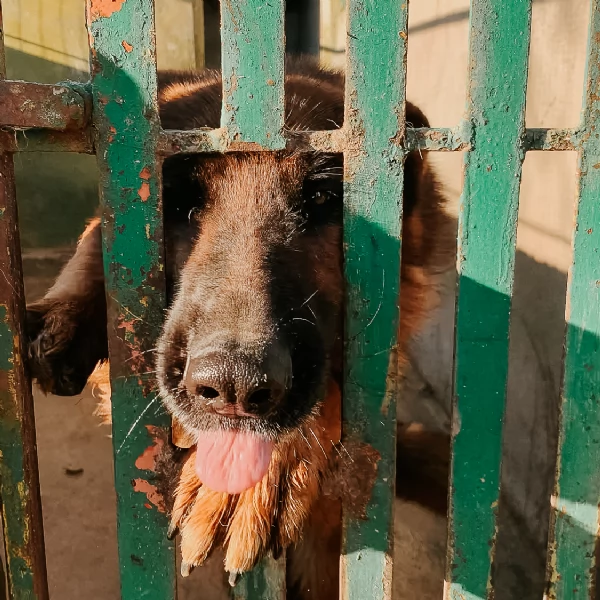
[156,64,347,493]
[155,60,444,494]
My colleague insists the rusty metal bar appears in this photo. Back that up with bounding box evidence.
[85,0,175,598]
[0,3,49,599]
[0,81,89,130]
[545,1,600,597]
[160,126,579,156]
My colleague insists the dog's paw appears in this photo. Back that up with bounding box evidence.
[169,382,341,578]
[26,299,106,396]
[170,416,335,578]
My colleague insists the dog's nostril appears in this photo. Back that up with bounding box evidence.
[196,385,220,399]
[247,388,273,408]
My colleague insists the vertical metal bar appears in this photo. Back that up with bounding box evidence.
[341,1,408,599]
[447,1,532,599]
[220,0,286,149]
[218,1,287,597]
[546,2,600,598]
[85,1,175,599]
[0,3,49,599]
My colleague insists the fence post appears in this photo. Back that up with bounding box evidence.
[85,0,175,598]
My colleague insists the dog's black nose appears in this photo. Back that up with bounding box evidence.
[184,346,290,418]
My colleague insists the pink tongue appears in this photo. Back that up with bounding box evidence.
[195,430,274,494]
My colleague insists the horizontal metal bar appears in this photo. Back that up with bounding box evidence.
[0,80,89,130]
[526,127,580,151]
[160,126,579,156]
[0,116,579,157]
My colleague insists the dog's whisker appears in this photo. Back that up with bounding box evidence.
[292,317,316,327]
[116,395,161,455]
[124,347,158,362]
[338,442,355,464]
[308,428,328,459]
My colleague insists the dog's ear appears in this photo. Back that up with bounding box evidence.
[396,424,450,515]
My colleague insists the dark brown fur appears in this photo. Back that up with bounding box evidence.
[26,57,452,598]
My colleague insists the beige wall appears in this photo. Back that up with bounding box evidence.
[320,0,589,273]
[2,0,199,75]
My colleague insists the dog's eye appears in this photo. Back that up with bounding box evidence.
[312,191,329,205]
[188,207,202,222]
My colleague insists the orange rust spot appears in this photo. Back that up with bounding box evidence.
[139,166,151,180]
[132,479,166,512]
[122,40,133,53]
[118,318,136,334]
[89,0,126,21]
[266,79,275,86]
[138,182,150,202]
[144,503,152,509]
[135,425,165,471]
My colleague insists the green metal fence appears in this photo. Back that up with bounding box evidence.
[0,0,599,599]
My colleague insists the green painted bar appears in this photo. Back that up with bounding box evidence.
[86,1,175,599]
[447,1,532,598]
[0,3,48,598]
[231,556,286,600]
[220,0,286,149]
[341,1,408,598]
[545,2,600,597]
[219,1,287,596]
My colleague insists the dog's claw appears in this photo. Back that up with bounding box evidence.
[181,562,194,577]
[228,571,240,587]
[167,521,178,540]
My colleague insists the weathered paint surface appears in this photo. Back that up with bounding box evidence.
[0,4,48,598]
[220,0,285,149]
[231,555,286,600]
[545,2,600,597]
[341,1,408,599]
[447,1,532,599]
[86,0,175,598]
[0,81,88,130]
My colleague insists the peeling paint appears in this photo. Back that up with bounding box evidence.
[135,425,165,471]
[138,181,150,202]
[132,479,166,513]
[89,0,126,21]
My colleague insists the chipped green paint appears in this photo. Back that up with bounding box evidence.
[447,1,532,598]
[86,0,174,598]
[220,0,285,149]
[545,2,600,597]
[341,1,408,598]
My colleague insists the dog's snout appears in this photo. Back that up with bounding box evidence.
[185,347,290,418]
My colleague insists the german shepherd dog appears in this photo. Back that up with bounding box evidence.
[26,58,452,598]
